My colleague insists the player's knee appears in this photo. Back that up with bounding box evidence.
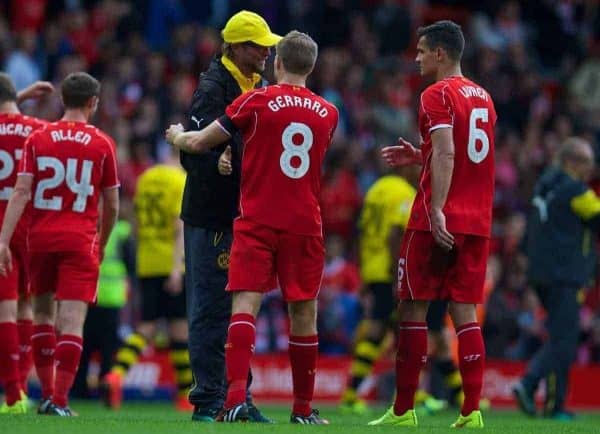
[168,319,188,341]
[398,300,429,321]
[33,299,55,324]
[0,300,17,322]
[448,301,477,327]
[56,311,85,336]
[289,301,317,335]
[231,292,261,316]
[56,301,87,336]
[290,314,316,335]
[17,298,33,320]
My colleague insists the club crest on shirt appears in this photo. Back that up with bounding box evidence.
[217,251,230,269]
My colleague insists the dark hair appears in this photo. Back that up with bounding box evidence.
[417,20,465,61]
[61,72,100,109]
[0,73,17,104]
[221,42,233,57]
[276,30,318,75]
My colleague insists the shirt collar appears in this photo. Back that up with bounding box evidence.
[221,55,261,94]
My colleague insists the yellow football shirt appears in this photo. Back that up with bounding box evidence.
[359,175,416,283]
[134,164,185,277]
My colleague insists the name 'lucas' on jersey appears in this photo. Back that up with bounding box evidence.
[0,113,48,246]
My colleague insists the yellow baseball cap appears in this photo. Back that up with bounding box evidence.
[221,10,282,47]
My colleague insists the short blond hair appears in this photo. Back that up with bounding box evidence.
[276,31,318,75]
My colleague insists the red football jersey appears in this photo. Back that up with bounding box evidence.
[408,76,497,237]
[0,113,47,247]
[19,120,120,253]
[220,84,339,236]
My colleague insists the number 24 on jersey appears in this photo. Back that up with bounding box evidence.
[34,157,94,213]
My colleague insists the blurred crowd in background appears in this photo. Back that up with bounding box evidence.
[2,0,600,363]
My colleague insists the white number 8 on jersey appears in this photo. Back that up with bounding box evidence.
[280,122,313,179]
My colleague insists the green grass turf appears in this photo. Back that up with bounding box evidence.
[3,402,600,434]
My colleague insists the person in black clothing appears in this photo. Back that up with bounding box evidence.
[180,10,281,422]
[514,137,600,420]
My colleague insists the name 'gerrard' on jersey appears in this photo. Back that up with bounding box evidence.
[408,76,497,237]
[220,84,339,236]
[19,120,120,253]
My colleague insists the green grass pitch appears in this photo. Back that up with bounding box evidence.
[3,402,600,434]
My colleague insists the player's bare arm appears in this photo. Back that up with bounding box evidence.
[98,187,119,261]
[16,81,55,103]
[166,121,230,154]
[0,175,33,276]
[430,127,455,251]
[381,137,423,167]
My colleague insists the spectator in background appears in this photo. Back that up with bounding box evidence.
[506,288,544,361]
[320,148,361,241]
[514,138,600,420]
[255,291,289,354]
[483,256,521,358]
[11,0,48,33]
[5,30,42,90]
[117,138,153,199]
[569,46,600,113]
[318,235,361,355]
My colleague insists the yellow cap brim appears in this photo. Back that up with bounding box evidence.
[251,32,282,47]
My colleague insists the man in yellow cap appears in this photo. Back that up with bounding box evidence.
[180,10,280,423]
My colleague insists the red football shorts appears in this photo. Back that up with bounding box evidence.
[0,238,29,301]
[398,230,489,304]
[29,250,99,303]
[227,219,325,302]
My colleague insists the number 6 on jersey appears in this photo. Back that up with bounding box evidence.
[467,108,489,164]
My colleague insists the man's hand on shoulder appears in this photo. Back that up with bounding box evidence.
[381,138,422,167]
[218,145,233,175]
[166,123,185,147]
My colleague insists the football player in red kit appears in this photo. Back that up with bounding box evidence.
[369,20,496,428]
[0,75,53,414]
[167,31,338,424]
[0,72,120,416]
